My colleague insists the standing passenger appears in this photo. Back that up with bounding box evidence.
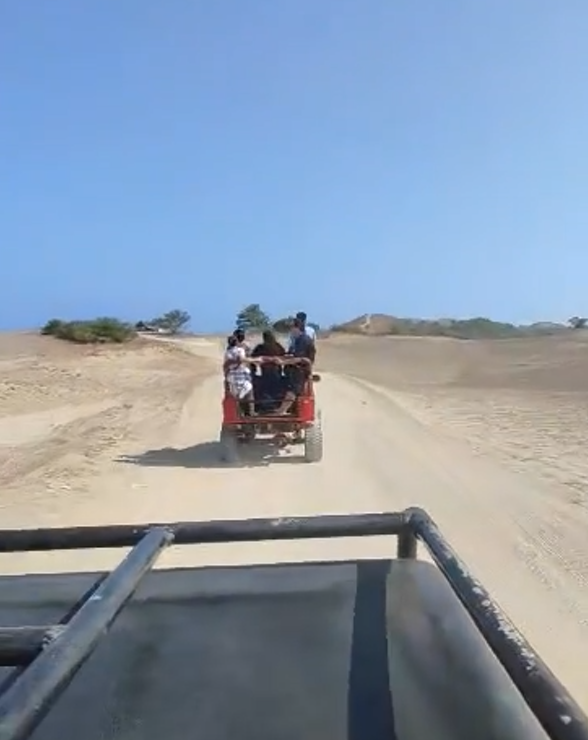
[287,311,316,353]
[224,336,255,416]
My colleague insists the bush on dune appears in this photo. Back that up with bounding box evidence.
[41,317,136,344]
[329,314,569,340]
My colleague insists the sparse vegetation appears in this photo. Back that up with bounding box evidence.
[235,305,320,334]
[330,314,569,340]
[568,316,587,330]
[41,303,577,344]
[236,304,272,331]
[135,309,191,335]
[41,317,136,344]
[42,308,192,345]
[149,309,191,334]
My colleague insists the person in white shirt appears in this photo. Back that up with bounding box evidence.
[223,336,255,415]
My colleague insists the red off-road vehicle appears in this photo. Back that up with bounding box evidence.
[220,357,323,464]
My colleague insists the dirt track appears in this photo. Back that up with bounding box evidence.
[2,331,588,708]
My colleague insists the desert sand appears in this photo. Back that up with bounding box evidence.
[1,330,588,708]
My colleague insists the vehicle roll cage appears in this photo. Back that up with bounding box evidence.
[0,507,586,740]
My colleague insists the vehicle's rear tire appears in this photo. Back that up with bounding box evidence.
[304,416,323,463]
[219,427,239,464]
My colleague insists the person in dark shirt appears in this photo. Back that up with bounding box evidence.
[287,311,317,352]
[273,320,314,415]
[251,330,287,408]
[251,330,286,359]
[290,320,316,363]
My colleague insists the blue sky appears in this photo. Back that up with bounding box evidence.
[1,1,587,331]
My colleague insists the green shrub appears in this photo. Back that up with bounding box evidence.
[41,318,66,336]
[40,317,136,344]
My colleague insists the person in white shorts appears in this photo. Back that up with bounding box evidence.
[224,336,255,416]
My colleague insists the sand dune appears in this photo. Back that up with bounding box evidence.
[318,333,588,500]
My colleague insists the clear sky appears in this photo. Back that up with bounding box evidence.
[1,1,587,331]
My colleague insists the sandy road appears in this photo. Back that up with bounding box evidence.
[2,337,588,708]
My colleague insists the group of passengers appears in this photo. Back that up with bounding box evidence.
[223,312,316,416]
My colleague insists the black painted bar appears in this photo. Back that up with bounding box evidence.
[0,627,65,667]
[0,573,111,696]
[408,507,588,740]
[0,527,173,740]
[396,525,418,559]
[0,512,410,554]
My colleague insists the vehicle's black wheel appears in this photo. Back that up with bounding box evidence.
[219,427,239,464]
[304,415,323,463]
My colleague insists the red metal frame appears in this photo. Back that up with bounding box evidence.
[222,357,317,427]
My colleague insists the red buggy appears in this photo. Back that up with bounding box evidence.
[220,356,323,464]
